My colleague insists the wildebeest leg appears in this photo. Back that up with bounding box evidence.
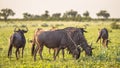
[105,40,108,48]
[8,44,13,59]
[39,45,43,60]
[96,36,101,43]
[53,49,56,59]
[34,45,39,61]
[102,39,106,47]
[15,48,19,60]
[31,41,35,56]
[53,48,58,59]
[18,49,20,58]
[22,46,25,58]
[54,48,61,60]
[100,38,101,46]
[62,49,64,59]
[49,48,51,54]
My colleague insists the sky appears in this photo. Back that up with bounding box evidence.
[0,0,120,18]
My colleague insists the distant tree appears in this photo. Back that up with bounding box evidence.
[52,13,61,18]
[0,8,15,21]
[96,10,110,19]
[82,11,91,21]
[103,13,110,19]
[83,11,89,18]
[62,9,80,21]
[41,10,50,19]
[76,14,82,21]
[34,15,40,19]
[23,13,33,19]
[63,9,78,18]
[0,13,2,19]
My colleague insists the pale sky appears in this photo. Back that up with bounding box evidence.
[0,0,120,18]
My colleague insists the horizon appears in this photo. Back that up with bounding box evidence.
[0,0,120,18]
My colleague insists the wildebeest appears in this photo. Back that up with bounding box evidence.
[33,29,81,61]
[8,26,28,60]
[64,27,93,56]
[96,28,110,48]
[30,28,61,56]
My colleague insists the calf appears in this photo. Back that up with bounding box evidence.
[96,28,110,48]
[8,27,28,60]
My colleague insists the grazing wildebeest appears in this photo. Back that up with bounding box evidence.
[96,28,109,48]
[64,27,93,56]
[33,29,81,61]
[8,26,28,60]
[30,28,61,56]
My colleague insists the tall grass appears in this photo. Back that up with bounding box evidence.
[0,21,120,68]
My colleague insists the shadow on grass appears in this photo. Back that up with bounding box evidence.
[0,48,3,52]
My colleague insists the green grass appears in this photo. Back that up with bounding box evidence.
[0,21,120,68]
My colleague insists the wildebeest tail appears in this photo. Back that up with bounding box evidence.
[31,39,36,56]
[8,35,15,58]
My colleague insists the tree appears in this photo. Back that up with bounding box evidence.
[0,13,2,19]
[103,13,110,19]
[41,10,50,19]
[52,13,61,18]
[62,9,79,21]
[34,15,40,19]
[23,13,33,19]
[96,10,110,19]
[0,8,15,21]
[83,11,89,18]
[63,9,78,18]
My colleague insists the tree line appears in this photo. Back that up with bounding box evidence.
[0,8,119,21]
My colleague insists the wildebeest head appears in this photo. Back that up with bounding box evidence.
[69,28,93,56]
[14,26,28,34]
[84,44,94,56]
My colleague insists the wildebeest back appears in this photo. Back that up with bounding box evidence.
[36,29,68,48]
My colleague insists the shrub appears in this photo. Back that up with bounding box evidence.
[110,22,120,29]
[55,24,64,27]
[31,24,38,27]
[41,23,49,27]
[20,24,26,27]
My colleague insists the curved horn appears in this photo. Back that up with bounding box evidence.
[14,27,19,32]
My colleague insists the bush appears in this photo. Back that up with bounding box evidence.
[41,23,49,27]
[55,24,64,27]
[20,24,27,27]
[110,22,120,29]
[31,24,38,27]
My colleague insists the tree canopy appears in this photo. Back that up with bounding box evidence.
[0,8,15,21]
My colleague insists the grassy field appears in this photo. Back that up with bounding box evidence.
[0,21,120,68]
